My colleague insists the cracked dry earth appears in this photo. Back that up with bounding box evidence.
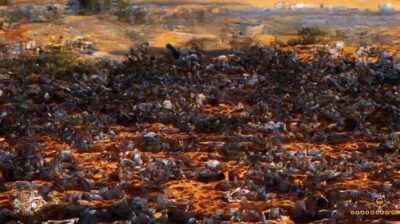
[0,45,399,223]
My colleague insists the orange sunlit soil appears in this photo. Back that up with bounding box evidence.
[0,44,400,223]
[1,128,396,222]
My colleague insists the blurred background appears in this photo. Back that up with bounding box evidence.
[0,0,399,59]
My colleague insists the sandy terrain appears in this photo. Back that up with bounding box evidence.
[9,0,400,10]
[134,0,400,10]
[2,0,399,58]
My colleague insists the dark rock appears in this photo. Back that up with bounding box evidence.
[196,170,225,182]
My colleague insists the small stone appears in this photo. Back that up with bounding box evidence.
[163,100,173,110]
[268,208,280,219]
[196,93,206,106]
[215,181,231,191]
[44,92,50,100]
[58,150,72,161]
[197,170,225,182]
[144,132,158,138]
[133,148,143,165]
[120,159,135,166]
[206,160,221,170]
[307,149,322,156]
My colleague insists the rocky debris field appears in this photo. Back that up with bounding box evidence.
[0,44,399,223]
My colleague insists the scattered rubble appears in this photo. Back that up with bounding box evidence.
[0,43,399,222]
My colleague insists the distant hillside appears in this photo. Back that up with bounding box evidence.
[8,0,400,10]
[134,0,399,10]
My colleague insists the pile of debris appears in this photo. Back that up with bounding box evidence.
[0,44,399,223]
